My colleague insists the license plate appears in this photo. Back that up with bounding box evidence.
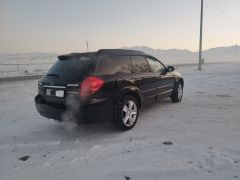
[55,90,64,97]
[46,89,64,97]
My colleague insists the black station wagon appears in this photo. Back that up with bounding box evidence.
[35,49,184,130]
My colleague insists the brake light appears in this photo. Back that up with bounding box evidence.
[80,77,104,98]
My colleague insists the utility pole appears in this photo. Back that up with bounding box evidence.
[235,44,238,61]
[86,40,89,52]
[198,0,204,70]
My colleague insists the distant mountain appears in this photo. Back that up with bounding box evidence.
[125,45,240,64]
[0,45,239,65]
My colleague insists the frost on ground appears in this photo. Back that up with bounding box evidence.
[0,63,240,180]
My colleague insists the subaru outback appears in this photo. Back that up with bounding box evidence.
[35,49,184,130]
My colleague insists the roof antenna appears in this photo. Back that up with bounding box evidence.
[86,40,89,52]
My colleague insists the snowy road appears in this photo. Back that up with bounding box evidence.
[0,63,240,180]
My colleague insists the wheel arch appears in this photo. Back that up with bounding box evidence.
[115,87,143,109]
[177,78,184,87]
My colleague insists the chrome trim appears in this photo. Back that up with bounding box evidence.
[67,91,79,94]
[141,88,156,93]
[157,84,174,89]
[145,89,173,99]
[158,89,173,95]
[43,85,66,89]
[141,84,174,93]
[67,84,79,87]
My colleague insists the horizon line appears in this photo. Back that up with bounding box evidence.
[0,44,239,54]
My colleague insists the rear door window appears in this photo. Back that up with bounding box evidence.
[97,55,132,75]
[131,56,151,73]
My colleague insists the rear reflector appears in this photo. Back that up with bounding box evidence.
[80,77,104,98]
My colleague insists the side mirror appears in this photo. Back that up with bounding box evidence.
[167,66,175,72]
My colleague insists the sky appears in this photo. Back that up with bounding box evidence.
[0,0,240,53]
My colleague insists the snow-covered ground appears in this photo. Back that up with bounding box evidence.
[0,63,240,180]
[0,53,56,78]
[0,63,53,78]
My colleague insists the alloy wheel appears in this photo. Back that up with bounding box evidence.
[122,100,137,126]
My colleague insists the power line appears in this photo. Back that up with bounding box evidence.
[209,0,240,31]
[203,0,240,51]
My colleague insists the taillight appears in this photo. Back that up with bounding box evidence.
[80,76,104,98]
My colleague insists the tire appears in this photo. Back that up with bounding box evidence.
[170,81,183,102]
[113,95,139,130]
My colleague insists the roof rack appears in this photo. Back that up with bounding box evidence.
[97,49,145,56]
[58,52,96,60]
[58,49,146,60]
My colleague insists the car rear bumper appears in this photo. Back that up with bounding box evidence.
[35,94,113,123]
[35,95,65,121]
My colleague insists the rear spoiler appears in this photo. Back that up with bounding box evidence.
[58,52,96,60]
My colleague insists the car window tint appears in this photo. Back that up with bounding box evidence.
[146,57,165,73]
[131,56,151,73]
[47,56,96,77]
[97,55,132,75]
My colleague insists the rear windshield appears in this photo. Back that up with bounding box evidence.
[47,55,96,77]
